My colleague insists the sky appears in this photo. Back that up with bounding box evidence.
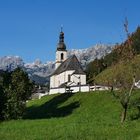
[0,0,140,63]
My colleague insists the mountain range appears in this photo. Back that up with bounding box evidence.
[0,44,113,85]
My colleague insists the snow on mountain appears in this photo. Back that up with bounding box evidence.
[0,56,24,71]
[68,44,113,62]
[0,44,113,84]
[24,60,55,84]
[68,44,113,68]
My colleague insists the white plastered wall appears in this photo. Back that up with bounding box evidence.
[55,51,67,69]
[50,71,86,88]
[49,85,90,94]
[71,74,86,85]
[50,70,75,88]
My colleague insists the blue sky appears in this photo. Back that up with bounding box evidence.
[0,0,140,63]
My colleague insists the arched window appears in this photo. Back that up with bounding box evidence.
[68,74,71,82]
[61,53,64,60]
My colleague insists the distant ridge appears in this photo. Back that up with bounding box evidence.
[0,44,113,84]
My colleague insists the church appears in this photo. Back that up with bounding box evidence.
[49,29,89,94]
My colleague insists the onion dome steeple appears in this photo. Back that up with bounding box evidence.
[57,27,67,51]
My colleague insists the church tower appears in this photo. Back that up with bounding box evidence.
[55,28,67,69]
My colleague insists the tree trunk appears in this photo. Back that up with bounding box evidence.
[121,106,128,123]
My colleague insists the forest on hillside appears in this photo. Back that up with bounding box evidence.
[86,26,140,86]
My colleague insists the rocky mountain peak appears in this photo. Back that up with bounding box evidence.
[0,44,113,84]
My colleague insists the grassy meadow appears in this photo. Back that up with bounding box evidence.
[95,55,140,85]
[0,91,140,140]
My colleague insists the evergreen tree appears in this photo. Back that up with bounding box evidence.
[0,85,5,120]
[0,68,33,120]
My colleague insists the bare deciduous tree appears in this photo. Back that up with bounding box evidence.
[120,76,135,123]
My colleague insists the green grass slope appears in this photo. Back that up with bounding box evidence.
[95,55,140,86]
[0,91,140,140]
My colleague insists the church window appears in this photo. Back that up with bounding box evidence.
[61,53,64,60]
[68,74,71,82]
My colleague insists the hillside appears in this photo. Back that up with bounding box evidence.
[95,55,140,86]
[86,26,140,84]
[1,91,140,140]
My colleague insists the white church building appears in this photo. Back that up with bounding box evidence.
[49,29,90,94]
